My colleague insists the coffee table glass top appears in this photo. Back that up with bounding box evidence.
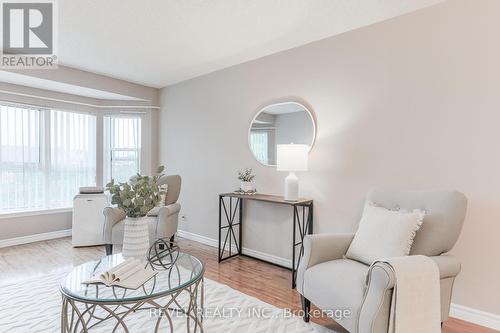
[60,252,204,302]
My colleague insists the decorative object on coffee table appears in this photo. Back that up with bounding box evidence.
[105,166,166,258]
[237,168,256,193]
[147,238,180,270]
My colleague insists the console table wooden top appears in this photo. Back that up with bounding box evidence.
[219,193,312,206]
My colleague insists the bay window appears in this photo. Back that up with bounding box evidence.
[0,102,147,214]
[0,103,96,212]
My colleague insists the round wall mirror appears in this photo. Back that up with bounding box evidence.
[248,101,316,166]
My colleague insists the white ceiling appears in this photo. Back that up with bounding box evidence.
[58,0,442,88]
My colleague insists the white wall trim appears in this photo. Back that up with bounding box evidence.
[450,303,500,330]
[242,247,292,268]
[177,229,292,268]
[177,229,219,247]
[0,229,72,248]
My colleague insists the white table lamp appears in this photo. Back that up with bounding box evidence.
[277,144,309,201]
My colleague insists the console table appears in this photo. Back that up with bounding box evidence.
[218,193,313,288]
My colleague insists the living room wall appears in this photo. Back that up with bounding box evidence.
[159,0,500,318]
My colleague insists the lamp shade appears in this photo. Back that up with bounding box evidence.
[276,144,309,171]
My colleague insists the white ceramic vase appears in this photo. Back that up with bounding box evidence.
[122,217,150,259]
[240,181,253,192]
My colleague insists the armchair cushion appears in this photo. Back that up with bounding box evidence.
[304,259,369,332]
[346,201,425,265]
[296,233,354,294]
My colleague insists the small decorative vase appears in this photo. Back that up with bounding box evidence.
[240,181,253,192]
[122,217,150,259]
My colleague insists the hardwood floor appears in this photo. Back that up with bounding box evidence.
[0,237,495,333]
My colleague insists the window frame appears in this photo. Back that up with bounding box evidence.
[103,114,142,184]
[250,128,276,165]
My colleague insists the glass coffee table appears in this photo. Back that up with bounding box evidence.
[60,252,204,332]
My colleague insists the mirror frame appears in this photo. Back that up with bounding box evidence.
[247,100,316,167]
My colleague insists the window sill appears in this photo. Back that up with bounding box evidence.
[0,207,72,219]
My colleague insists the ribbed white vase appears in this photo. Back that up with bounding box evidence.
[122,217,150,259]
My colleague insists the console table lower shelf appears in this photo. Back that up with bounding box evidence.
[218,193,313,288]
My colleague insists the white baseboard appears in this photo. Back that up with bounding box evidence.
[177,229,219,247]
[242,247,292,268]
[0,229,72,248]
[177,229,292,268]
[450,303,500,330]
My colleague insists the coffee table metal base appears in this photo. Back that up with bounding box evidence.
[61,277,204,333]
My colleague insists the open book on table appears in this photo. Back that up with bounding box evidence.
[83,258,157,290]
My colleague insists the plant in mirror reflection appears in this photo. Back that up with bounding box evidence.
[105,165,166,217]
[237,168,256,182]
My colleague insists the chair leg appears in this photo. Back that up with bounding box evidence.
[105,244,113,255]
[169,234,175,247]
[301,295,311,323]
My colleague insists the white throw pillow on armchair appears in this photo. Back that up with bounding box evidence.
[345,201,425,265]
[158,184,168,207]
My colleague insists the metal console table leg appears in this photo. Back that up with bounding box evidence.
[218,193,314,289]
[291,202,313,288]
[218,195,243,262]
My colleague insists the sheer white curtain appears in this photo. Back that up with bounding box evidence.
[0,104,96,212]
[103,116,141,183]
[50,110,96,207]
[0,105,45,210]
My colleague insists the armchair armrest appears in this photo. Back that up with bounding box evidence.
[156,203,181,239]
[158,203,181,217]
[296,233,354,293]
[103,207,126,243]
[429,255,461,279]
[359,254,461,332]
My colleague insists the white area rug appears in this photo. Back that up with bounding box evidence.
[0,270,336,333]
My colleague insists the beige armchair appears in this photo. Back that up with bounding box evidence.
[103,175,182,255]
[296,189,467,333]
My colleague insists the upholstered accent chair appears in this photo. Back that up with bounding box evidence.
[296,189,467,333]
[103,175,182,255]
